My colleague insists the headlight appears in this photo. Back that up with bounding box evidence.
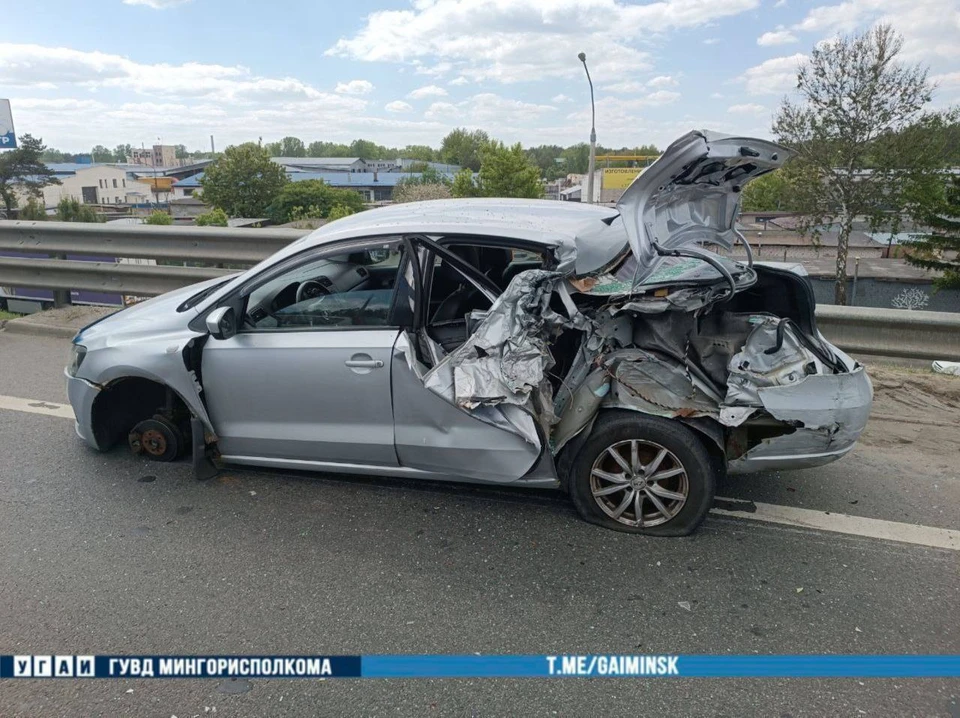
[67,345,87,377]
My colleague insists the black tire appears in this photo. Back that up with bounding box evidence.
[568,411,716,536]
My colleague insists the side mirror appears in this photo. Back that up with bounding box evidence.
[205,306,237,340]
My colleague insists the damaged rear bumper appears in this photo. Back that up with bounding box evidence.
[727,362,872,474]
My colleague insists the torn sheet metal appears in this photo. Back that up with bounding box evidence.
[423,270,588,421]
[603,349,718,418]
[723,316,823,412]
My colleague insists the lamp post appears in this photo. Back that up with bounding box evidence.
[578,52,597,204]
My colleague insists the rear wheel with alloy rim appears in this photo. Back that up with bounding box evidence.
[569,411,715,536]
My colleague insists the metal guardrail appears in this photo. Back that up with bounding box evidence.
[816,305,960,361]
[0,220,310,303]
[0,220,309,264]
[2,221,959,361]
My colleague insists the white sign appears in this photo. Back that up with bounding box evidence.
[0,99,16,149]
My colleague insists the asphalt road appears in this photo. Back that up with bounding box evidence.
[0,332,957,717]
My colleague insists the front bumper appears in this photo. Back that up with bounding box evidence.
[65,369,102,451]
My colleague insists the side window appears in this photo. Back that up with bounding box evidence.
[243,240,404,331]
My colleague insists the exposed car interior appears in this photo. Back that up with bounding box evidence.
[242,243,404,330]
[424,242,547,353]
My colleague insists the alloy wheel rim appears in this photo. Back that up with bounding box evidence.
[589,439,689,527]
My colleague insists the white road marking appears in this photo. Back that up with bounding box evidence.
[712,498,959,551]
[0,393,956,550]
[0,394,75,420]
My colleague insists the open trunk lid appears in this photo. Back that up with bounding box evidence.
[616,130,791,284]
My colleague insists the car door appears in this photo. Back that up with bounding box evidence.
[390,235,546,483]
[200,237,406,467]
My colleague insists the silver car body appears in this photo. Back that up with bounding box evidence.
[66,130,872,488]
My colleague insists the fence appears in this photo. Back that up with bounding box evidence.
[2,220,959,361]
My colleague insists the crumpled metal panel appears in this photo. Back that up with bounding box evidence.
[604,349,717,417]
[723,316,823,411]
[423,270,586,419]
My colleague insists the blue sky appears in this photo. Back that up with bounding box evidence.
[1,0,958,152]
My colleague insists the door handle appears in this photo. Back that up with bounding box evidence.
[344,359,384,368]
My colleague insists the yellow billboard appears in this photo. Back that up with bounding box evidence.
[601,167,644,190]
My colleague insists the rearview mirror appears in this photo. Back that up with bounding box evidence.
[205,306,236,340]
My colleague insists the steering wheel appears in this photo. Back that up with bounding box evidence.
[296,280,328,304]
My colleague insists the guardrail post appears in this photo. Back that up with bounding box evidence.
[51,252,70,308]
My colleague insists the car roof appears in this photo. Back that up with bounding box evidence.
[293,198,621,251]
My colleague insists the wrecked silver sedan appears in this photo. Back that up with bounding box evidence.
[65,130,872,536]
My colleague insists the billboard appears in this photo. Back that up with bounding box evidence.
[0,100,15,149]
[601,167,644,190]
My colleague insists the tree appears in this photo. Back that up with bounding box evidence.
[773,25,945,305]
[393,182,452,203]
[0,134,59,214]
[174,144,189,160]
[276,136,306,157]
[307,141,352,157]
[19,198,47,220]
[740,171,792,212]
[113,144,133,163]
[349,139,380,159]
[904,174,960,289]
[401,145,436,162]
[440,128,490,171]
[476,141,544,199]
[266,179,365,223]
[450,168,481,198]
[91,145,113,162]
[560,143,590,174]
[144,210,173,225]
[55,197,101,223]
[200,142,288,217]
[327,204,356,220]
[195,207,229,226]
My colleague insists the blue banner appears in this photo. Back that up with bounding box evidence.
[2,654,958,679]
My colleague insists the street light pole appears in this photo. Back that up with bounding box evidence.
[578,52,597,204]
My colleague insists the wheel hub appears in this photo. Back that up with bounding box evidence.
[588,438,690,528]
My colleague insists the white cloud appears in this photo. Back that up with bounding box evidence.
[710,92,725,99]
[774,0,787,6]
[728,102,767,114]
[450,76,469,86]
[335,79,374,95]
[647,75,679,88]
[385,100,414,113]
[602,80,647,94]
[122,0,191,8]
[552,93,573,103]
[791,0,960,62]
[327,0,758,83]
[757,29,798,46]
[703,38,721,45]
[932,70,960,87]
[408,84,448,99]
[424,93,556,126]
[739,53,806,94]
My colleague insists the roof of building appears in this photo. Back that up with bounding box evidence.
[272,157,363,166]
[174,170,458,189]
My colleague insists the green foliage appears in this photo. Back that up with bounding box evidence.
[0,134,59,213]
[440,128,490,171]
[393,183,452,204]
[560,143,590,174]
[904,174,960,289]
[144,210,173,225]
[200,142,288,218]
[55,197,102,223]
[90,145,113,162]
[266,179,366,223]
[195,207,229,226]
[400,145,436,162]
[266,137,306,157]
[113,144,133,162]
[19,198,47,220]
[740,171,793,212]
[773,24,946,304]
[450,169,481,198]
[477,142,544,199]
[327,204,356,220]
[396,166,450,187]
